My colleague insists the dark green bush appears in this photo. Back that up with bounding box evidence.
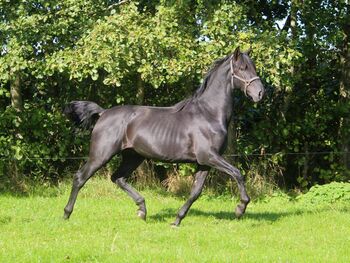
[297,182,350,205]
[0,103,86,186]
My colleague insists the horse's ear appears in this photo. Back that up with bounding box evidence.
[233,46,241,60]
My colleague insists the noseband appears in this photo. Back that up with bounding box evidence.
[230,55,260,96]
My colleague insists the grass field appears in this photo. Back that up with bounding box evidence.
[1,177,350,262]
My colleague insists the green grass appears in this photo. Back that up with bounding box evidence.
[1,178,350,262]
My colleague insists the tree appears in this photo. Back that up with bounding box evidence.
[0,0,348,191]
[338,2,350,171]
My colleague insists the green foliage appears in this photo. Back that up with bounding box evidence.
[178,163,196,177]
[0,104,83,183]
[0,0,106,83]
[297,182,350,205]
[49,2,198,87]
[0,1,349,191]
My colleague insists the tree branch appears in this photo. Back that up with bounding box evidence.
[281,14,291,32]
[107,0,130,10]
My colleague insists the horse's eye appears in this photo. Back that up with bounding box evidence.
[240,65,248,70]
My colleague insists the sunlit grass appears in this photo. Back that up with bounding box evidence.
[1,177,349,262]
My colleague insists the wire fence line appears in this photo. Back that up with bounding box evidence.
[0,157,88,161]
[226,151,350,157]
[0,151,349,161]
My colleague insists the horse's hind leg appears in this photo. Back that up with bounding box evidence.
[64,129,119,219]
[63,158,105,219]
[111,151,146,220]
[172,166,209,226]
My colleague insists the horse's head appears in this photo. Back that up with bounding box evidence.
[230,47,265,102]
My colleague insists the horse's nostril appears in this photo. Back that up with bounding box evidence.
[259,90,262,98]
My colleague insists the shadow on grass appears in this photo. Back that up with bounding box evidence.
[149,207,301,223]
[149,205,350,223]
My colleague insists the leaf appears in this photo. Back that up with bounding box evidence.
[91,71,99,81]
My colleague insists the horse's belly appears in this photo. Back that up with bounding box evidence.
[120,109,198,161]
[133,133,194,161]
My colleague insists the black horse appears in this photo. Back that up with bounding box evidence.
[63,47,265,226]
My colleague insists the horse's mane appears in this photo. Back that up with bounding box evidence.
[173,53,232,112]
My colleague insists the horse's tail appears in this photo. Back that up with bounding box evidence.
[63,101,105,130]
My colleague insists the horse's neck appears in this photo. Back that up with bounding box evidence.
[197,69,233,126]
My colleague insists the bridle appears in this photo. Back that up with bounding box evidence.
[230,55,260,96]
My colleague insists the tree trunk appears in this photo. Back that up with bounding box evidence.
[282,0,300,187]
[9,73,23,183]
[302,141,309,184]
[290,0,298,39]
[136,73,144,105]
[339,23,350,170]
[10,74,23,111]
[226,118,237,163]
[281,0,298,119]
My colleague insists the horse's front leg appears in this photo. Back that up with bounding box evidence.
[172,166,209,226]
[203,153,250,218]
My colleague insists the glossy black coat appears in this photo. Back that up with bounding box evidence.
[63,47,265,226]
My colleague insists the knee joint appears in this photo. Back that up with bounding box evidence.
[242,196,250,204]
[115,177,125,187]
[73,176,84,188]
[136,197,145,205]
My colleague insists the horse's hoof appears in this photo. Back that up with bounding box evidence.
[137,210,146,221]
[170,222,180,228]
[235,206,244,219]
[170,217,181,227]
[63,213,70,220]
